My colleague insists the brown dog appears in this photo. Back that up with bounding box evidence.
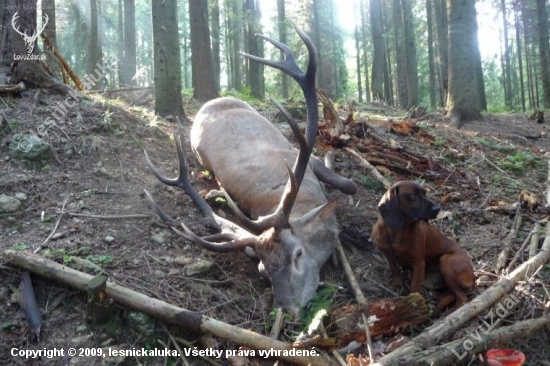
[371,181,475,316]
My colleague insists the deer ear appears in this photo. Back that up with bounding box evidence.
[378,187,404,229]
[295,199,338,227]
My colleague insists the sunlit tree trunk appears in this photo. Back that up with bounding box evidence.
[211,0,221,92]
[43,0,56,48]
[354,21,363,103]
[434,0,448,107]
[245,0,263,99]
[370,0,385,100]
[402,0,418,108]
[189,0,218,102]
[446,0,481,126]
[230,0,243,91]
[471,8,486,111]
[121,0,136,86]
[393,0,407,108]
[152,0,186,120]
[426,0,437,109]
[500,0,512,107]
[360,0,371,102]
[536,0,550,108]
[277,0,288,98]
[117,0,123,86]
[514,7,526,112]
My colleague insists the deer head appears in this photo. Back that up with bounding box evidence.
[12,11,48,54]
[144,21,341,318]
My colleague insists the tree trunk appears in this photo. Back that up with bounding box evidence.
[211,0,221,93]
[189,0,218,102]
[434,0,448,107]
[277,0,288,99]
[117,0,123,86]
[121,0,136,86]
[360,0,371,102]
[536,0,550,108]
[392,0,408,108]
[471,6,487,111]
[230,0,243,91]
[446,0,481,126]
[515,8,526,112]
[501,0,513,107]
[90,0,101,75]
[370,0,385,100]
[43,0,57,49]
[245,0,263,99]
[402,0,418,108]
[181,3,189,89]
[382,1,392,104]
[152,0,187,121]
[426,0,437,109]
[354,21,363,103]
[0,0,71,93]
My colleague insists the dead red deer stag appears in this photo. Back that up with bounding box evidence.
[144,21,356,317]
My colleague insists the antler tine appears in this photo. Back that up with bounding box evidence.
[144,190,256,252]
[144,132,219,230]
[226,21,318,231]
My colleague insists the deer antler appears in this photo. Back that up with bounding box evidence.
[227,20,318,232]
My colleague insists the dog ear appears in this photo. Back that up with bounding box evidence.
[378,187,405,229]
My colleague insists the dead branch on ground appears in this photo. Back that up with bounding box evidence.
[5,250,330,366]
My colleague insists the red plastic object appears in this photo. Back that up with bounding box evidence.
[478,349,526,366]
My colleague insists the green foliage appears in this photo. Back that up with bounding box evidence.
[221,87,256,102]
[497,152,543,174]
[300,284,338,332]
[8,244,28,251]
[360,176,386,192]
[432,138,446,147]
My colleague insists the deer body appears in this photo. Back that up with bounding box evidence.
[191,97,327,219]
[191,97,339,315]
[146,22,354,317]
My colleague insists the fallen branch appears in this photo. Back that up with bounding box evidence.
[372,315,550,365]
[529,222,542,259]
[4,250,330,366]
[345,147,391,189]
[496,205,522,273]
[56,212,150,220]
[374,223,550,364]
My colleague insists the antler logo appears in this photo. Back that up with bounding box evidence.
[11,11,48,55]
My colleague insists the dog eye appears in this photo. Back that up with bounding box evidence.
[409,193,417,199]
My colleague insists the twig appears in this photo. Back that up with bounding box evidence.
[35,197,69,253]
[361,313,375,363]
[335,243,375,362]
[529,221,542,259]
[495,204,522,273]
[56,212,149,219]
[269,308,285,339]
[479,151,506,174]
[506,224,539,273]
[162,324,190,366]
[345,147,391,189]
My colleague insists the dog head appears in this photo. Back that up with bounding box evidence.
[378,181,440,229]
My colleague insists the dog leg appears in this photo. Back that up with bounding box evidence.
[410,260,426,294]
[381,250,405,288]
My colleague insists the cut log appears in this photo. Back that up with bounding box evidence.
[330,293,430,346]
[4,250,330,366]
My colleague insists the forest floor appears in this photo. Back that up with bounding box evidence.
[1,87,549,366]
